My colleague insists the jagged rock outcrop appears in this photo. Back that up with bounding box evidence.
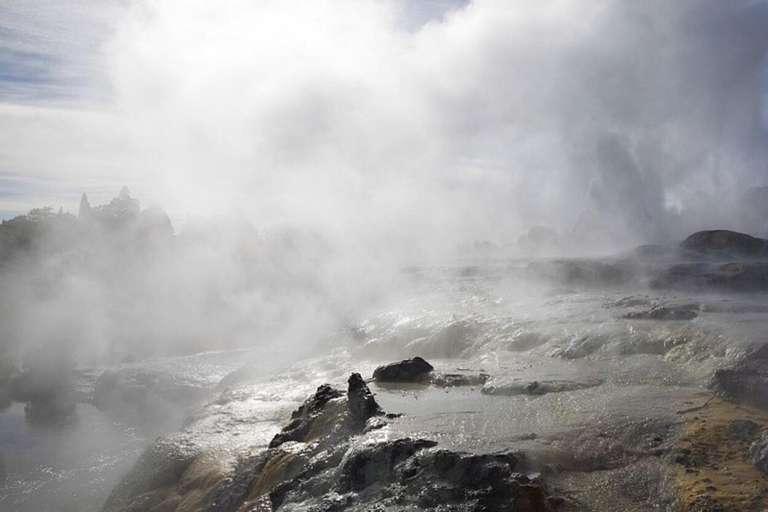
[269,384,344,449]
[347,372,382,427]
[108,371,554,512]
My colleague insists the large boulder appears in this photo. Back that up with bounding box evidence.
[372,357,434,383]
[680,230,768,259]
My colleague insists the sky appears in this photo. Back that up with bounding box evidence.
[0,0,468,221]
[0,0,766,248]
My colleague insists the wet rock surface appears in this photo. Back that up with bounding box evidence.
[269,384,344,449]
[623,305,698,321]
[731,419,761,443]
[207,373,555,512]
[712,360,768,410]
[674,398,768,511]
[372,356,434,382]
[346,372,383,428]
[749,431,768,474]
[430,371,490,387]
[97,243,768,512]
[481,378,602,396]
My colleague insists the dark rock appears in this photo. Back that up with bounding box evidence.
[401,449,547,511]
[749,431,768,473]
[332,440,551,511]
[294,384,344,419]
[747,343,768,360]
[546,495,567,509]
[347,373,382,427]
[712,360,768,410]
[623,306,698,321]
[680,230,768,259]
[688,494,725,512]
[338,438,438,492]
[372,356,434,383]
[110,370,554,512]
[270,384,344,448]
[730,419,760,443]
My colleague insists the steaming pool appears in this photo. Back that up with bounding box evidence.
[0,402,147,512]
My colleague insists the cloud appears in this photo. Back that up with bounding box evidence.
[1,0,767,246]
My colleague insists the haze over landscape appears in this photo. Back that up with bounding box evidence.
[1,1,768,511]
[2,0,767,243]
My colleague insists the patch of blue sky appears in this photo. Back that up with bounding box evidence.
[398,0,470,31]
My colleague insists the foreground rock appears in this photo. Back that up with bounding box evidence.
[675,398,768,511]
[106,372,555,511]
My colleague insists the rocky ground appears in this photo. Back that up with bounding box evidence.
[13,229,768,511]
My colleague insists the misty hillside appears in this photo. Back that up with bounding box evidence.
[0,188,382,366]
